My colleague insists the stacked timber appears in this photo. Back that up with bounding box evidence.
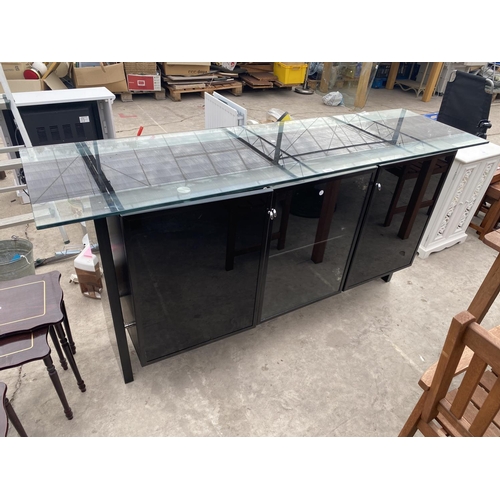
[239,63,277,89]
[161,66,243,102]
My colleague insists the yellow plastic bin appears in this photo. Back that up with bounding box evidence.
[273,62,308,85]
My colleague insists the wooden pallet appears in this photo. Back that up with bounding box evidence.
[118,90,166,102]
[164,81,243,102]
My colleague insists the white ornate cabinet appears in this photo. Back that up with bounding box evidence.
[418,142,500,259]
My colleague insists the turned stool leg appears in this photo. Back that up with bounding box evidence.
[43,354,73,420]
[5,397,28,437]
[49,327,68,371]
[52,324,86,393]
[61,301,76,355]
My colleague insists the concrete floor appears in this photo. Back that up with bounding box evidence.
[2,80,500,439]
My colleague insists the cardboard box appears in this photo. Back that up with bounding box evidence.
[0,79,47,93]
[1,62,31,79]
[0,70,68,93]
[161,62,210,76]
[124,62,157,75]
[127,74,161,92]
[42,73,67,90]
[71,63,128,93]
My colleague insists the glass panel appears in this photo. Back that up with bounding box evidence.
[20,109,487,229]
[311,62,379,108]
[122,191,271,362]
[262,171,374,320]
[344,153,453,289]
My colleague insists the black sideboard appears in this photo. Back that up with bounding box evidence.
[22,109,487,382]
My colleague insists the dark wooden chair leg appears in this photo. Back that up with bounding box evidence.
[5,398,28,437]
[426,167,447,215]
[398,158,437,240]
[277,191,292,250]
[52,324,86,393]
[49,326,68,371]
[478,194,500,241]
[311,180,341,264]
[384,167,410,227]
[60,300,76,355]
[43,354,73,420]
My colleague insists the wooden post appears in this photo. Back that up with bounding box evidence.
[320,62,333,93]
[386,62,399,90]
[354,62,373,109]
[422,62,443,102]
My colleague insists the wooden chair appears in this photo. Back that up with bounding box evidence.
[399,311,500,436]
[399,229,500,436]
[1,381,28,437]
[225,181,340,270]
[469,181,500,241]
[383,155,451,240]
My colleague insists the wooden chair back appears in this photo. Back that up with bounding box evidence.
[418,310,500,437]
[400,229,500,437]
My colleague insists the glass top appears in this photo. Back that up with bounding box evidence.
[20,108,487,229]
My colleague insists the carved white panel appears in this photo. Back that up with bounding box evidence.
[437,167,474,237]
[457,161,494,230]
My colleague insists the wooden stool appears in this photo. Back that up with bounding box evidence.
[384,156,449,239]
[1,381,28,437]
[469,181,500,240]
[0,271,85,392]
[0,327,73,420]
[225,182,340,270]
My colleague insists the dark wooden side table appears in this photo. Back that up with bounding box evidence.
[1,381,28,437]
[0,327,73,420]
[0,271,85,392]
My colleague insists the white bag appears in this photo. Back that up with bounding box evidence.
[322,91,344,106]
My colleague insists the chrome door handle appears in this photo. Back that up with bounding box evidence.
[268,208,277,220]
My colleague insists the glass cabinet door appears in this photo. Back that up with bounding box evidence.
[344,153,455,289]
[122,190,272,363]
[261,170,375,321]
